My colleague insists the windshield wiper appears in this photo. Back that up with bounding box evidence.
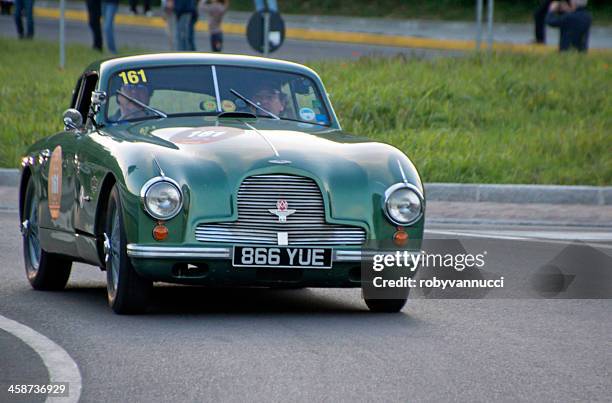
[116,90,167,119]
[229,89,279,120]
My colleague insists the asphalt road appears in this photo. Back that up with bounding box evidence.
[0,15,461,62]
[1,206,611,402]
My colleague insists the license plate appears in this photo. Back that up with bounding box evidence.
[232,246,332,269]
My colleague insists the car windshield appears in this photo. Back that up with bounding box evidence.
[105,65,332,126]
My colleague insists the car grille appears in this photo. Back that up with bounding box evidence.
[195,174,366,246]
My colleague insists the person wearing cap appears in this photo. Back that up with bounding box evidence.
[113,83,152,121]
[546,0,592,52]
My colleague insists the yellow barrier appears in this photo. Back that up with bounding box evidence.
[34,7,610,55]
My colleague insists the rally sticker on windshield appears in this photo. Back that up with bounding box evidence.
[201,100,217,112]
[118,69,148,85]
[221,100,236,112]
[48,146,63,220]
[299,107,315,121]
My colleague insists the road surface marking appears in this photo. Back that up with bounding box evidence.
[0,314,82,403]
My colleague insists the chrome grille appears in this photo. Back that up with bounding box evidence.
[195,174,366,246]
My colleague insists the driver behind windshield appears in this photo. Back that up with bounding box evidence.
[113,83,152,121]
[252,87,286,117]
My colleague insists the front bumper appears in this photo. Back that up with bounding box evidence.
[126,244,421,287]
[126,244,370,262]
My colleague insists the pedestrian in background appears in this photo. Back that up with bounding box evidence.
[14,0,34,39]
[86,0,103,51]
[546,0,592,52]
[102,0,119,54]
[162,0,176,49]
[130,0,152,17]
[1,0,14,15]
[534,0,553,44]
[174,0,197,50]
[253,0,276,12]
[200,0,228,52]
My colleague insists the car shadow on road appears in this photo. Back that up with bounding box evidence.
[148,286,363,315]
[51,284,421,326]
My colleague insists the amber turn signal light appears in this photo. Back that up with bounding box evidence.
[153,223,169,241]
[393,230,409,246]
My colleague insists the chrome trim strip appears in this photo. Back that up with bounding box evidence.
[244,121,280,157]
[127,245,231,259]
[211,65,222,112]
[153,158,166,177]
[334,250,422,262]
[397,160,408,184]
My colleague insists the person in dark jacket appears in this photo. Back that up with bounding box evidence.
[534,0,553,43]
[86,0,103,51]
[174,0,197,50]
[546,0,592,52]
[14,0,34,38]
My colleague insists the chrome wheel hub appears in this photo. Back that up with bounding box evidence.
[26,199,41,271]
[107,211,121,294]
[103,233,111,264]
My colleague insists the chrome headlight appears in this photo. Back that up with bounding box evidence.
[141,177,183,220]
[384,183,423,226]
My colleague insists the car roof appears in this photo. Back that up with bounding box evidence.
[86,53,320,79]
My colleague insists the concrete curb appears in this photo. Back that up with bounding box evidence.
[1,168,610,205]
[425,183,612,205]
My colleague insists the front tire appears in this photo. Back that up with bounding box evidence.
[105,186,152,314]
[22,178,72,290]
[364,298,408,313]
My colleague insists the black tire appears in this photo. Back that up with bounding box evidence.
[104,185,152,314]
[22,178,72,290]
[364,298,408,313]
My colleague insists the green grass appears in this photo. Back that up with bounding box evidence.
[1,37,610,185]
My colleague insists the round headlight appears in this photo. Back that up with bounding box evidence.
[384,184,423,225]
[142,179,182,220]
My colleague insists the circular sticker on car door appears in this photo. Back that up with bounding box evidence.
[48,146,63,220]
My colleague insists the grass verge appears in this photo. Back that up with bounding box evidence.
[0,37,610,185]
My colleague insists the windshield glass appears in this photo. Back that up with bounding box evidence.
[105,65,331,126]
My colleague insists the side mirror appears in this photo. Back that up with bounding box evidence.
[63,108,83,131]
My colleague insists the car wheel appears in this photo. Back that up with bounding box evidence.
[22,178,72,290]
[364,298,407,313]
[105,185,152,314]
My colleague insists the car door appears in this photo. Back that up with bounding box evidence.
[72,72,104,237]
[36,79,83,256]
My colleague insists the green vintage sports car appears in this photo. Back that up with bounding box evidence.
[19,53,425,314]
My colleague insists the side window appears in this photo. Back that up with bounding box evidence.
[75,73,99,121]
[292,81,330,126]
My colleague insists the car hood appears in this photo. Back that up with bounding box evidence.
[106,118,423,225]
